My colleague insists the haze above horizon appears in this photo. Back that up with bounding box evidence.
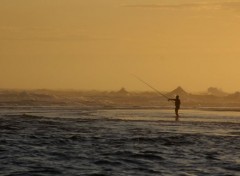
[1,0,240,92]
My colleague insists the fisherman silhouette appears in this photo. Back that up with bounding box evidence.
[168,95,181,121]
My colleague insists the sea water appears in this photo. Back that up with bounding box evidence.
[0,107,239,176]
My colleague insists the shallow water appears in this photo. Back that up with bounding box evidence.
[0,107,240,176]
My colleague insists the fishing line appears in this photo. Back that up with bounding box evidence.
[132,74,169,100]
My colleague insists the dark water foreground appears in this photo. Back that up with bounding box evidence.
[0,108,240,176]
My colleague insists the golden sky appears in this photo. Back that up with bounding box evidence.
[1,0,240,92]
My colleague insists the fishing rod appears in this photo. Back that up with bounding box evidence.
[133,74,169,100]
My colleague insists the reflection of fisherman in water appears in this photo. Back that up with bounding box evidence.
[168,95,181,120]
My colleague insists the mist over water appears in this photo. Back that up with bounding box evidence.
[1,107,240,176]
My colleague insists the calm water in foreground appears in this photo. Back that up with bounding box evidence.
[0,107,240,176]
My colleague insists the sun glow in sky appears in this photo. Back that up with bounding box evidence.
[1,0,240,92]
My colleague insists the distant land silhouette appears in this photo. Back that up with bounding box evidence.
[0,87,240,108]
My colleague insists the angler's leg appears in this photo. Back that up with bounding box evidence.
[175,108,179,117]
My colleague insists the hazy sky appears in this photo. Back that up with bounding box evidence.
[1,0,240,92]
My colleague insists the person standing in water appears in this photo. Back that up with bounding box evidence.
[168,95,181,120]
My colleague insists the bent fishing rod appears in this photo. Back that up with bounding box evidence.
[133,74,169,100]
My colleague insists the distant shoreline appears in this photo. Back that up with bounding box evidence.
[1,105,240,112]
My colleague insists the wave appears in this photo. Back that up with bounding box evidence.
[1,115,240,176]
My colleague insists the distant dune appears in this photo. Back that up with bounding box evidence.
[0,87,239,108]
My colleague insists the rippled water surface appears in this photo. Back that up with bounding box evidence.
[0,107,240,176]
